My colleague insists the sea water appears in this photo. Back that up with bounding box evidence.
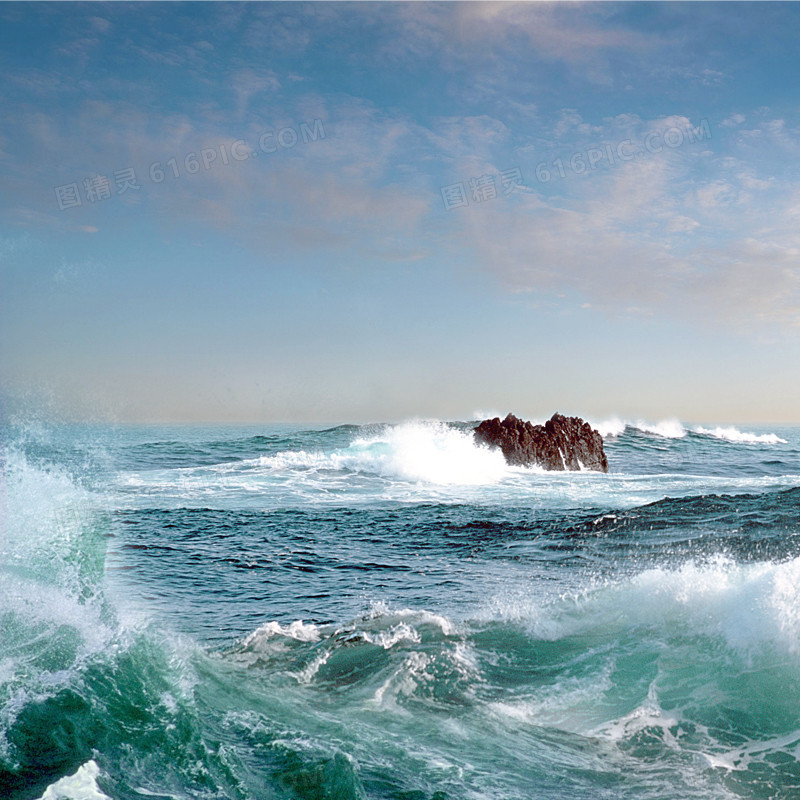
[2,418,800,799]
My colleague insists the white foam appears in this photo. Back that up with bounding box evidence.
[701,730,800,773]
[589,417,627,438]
[693,425,787,445]
[258,421,510,486]
[633,418,687,438]
[362,602,459,637]
[3,447,99,567]
[362,623,421,649]
[293,650,331,684]
[37,760,111,800]
[593,680,685,746]
[470,409,503,422]
[486,555,800,657]
[592,417,785,445]
[373,651,432,711]
[1,450,114,724]
[242,620,322,648]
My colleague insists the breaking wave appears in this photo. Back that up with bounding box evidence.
[693,425,787,445]
[255,420,511,485]
[591,416,788,445]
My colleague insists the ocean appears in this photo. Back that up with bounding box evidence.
[2,417,800,800]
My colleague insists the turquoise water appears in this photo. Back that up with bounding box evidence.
[2,418,800,799]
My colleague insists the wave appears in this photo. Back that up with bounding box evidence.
[1,449,117,799]
[493,554,800,655]
[584,416,687,439]
[693,425,788,444]
[477,553,800,785]
[255,420,511,485]
[0,446,234,800]
[589,416,627,438]
[112,419,798,511]
[225,558,800,792]
[591,416,788,445]
[634,417,687,438]
[566,484,800,541]
[230,603,474,713]
[239,604,458,656]
[234,553,800,704]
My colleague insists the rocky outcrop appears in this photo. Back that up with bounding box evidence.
[474,413,608,472]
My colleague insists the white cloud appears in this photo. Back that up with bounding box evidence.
[736,171,773,191]
[721,113,746,128]
[666,216,700,233]
[553,109,604,140]
[230,68,281,118]
[364,1,661,87]
[452,2,657,64]
[88,16,111,34]
[695,180,738,209]
[3,27,800,334]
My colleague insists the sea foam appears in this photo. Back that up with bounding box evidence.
[258,421,510,485]
[591,418,786,445]
[489,555,800,657]
[37,760,111,800]
[693,425,788,445]
[633,418,687,438]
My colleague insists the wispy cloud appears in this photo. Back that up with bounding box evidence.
[441,112,800,329]
[3,4,800,336]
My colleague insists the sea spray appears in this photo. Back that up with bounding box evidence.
[257,420,510,485]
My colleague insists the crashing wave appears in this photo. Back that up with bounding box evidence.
[256,420,510,485]
[693,425,787,445]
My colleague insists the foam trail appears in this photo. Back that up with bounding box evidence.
[694,426,787,445]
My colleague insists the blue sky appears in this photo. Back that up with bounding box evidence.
[2,2,800,423]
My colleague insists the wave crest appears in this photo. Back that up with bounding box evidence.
[258,421,510,485]
[591,417,788,445]
[489,555,800,657]
[693,425,787,444]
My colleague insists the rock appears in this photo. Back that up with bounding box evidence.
[474,413,609,472]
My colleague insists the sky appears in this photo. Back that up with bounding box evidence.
[1,1,800,424]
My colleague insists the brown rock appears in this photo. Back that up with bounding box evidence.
[474,413,608,472]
